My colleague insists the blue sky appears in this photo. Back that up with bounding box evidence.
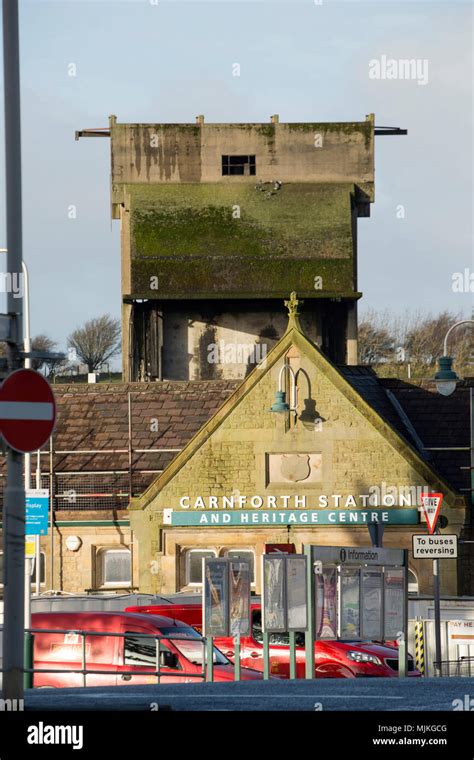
[0,0,472,362]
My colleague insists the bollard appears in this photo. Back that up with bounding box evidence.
[414,620,425,676]
[23,632,34,690]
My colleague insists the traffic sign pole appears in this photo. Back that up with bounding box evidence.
[433,547,442,677]
[420,494,444,677]
[2,0,26,701]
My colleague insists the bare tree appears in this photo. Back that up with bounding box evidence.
[30,334,57,372]
[358,310,395,364]
[359,309,473,379]
[67,315,121,373]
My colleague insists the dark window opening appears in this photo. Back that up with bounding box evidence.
[222,155,256,176]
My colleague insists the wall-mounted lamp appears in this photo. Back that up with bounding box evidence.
[269,363,298,413]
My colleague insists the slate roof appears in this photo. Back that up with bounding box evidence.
[340,366,471,494]
[0,370,470,511]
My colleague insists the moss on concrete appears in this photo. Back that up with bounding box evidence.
[287,122,372,149]
[128,182,356,298]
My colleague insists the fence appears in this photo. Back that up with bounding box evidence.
[408,619,474,677]
[18,628,207,687]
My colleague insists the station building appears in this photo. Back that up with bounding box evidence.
[0,114,471,600]
[1,297,469,599]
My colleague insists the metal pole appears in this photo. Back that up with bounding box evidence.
[398,554,409,678]
[2,0,25,701]
[35,450,41,594]
[470,388,474,516]
[304,545,314,679]
[263,631,270,680]
[155,638,161,684]
[49,436,54,589]
[289,630,297,680]
[205,636,214,682]
[433,557,442,676]
[234,634,241,682]
[22,261,33,653]
[81,633,87,687]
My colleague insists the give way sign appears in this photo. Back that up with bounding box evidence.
[0,368,56,453]
[420,493,444,535]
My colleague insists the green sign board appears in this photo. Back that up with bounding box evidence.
[164,508,419,527]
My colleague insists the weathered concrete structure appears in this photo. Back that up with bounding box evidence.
[107,114,375,381]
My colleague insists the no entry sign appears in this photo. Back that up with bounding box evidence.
[0,369,56,452]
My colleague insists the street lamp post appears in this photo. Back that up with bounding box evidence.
[2,0,26,700]
[432,319,474,676]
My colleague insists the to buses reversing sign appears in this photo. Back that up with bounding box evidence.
[412,534,458,559]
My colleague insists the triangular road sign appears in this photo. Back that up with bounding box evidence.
[421,493,443,534]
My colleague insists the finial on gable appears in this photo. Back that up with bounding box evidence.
[284,291,304,332]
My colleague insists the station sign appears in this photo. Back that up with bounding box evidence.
[412,534,458,559]
[26,489,49,536]
[164,508,418,527]
[311,545,405,567]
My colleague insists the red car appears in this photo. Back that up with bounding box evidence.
[30,611,264,687]
[126,603,420,679]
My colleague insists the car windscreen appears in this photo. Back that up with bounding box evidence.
[158,626,228,666]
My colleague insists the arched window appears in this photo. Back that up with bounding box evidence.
[408,569,419,594]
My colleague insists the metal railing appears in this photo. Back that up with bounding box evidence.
[434,657,474,678]
[22,628,208,687]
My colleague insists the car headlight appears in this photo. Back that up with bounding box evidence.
[346,651,382,666]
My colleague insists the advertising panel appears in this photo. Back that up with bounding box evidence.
[203,558,230,637]
[315,565,338,639]
[286,556,308,631]
[340,567,360,639]
[384,567,405,639]
[262,555,286,632]
[229,559,251,637]
[361,568,383,640]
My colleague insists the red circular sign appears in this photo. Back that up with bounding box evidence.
[0,369,56,453]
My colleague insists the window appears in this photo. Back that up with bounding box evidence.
[408,569,419,594]
[225,549,256,585]
[124,634,157,667]
[99,548,131,587]
[222,155,256,176]
[0,551,45,586]
[185,549,217,586]
[158,626,228,666]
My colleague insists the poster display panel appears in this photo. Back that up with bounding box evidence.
[340,567,361,639]
[315,565,338,639]
[384,567,405,639]
[286,556,308,631]
[229,559,251,637]
[361,568,383,640]
[262,555,286,632]
[203,558,230,637]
